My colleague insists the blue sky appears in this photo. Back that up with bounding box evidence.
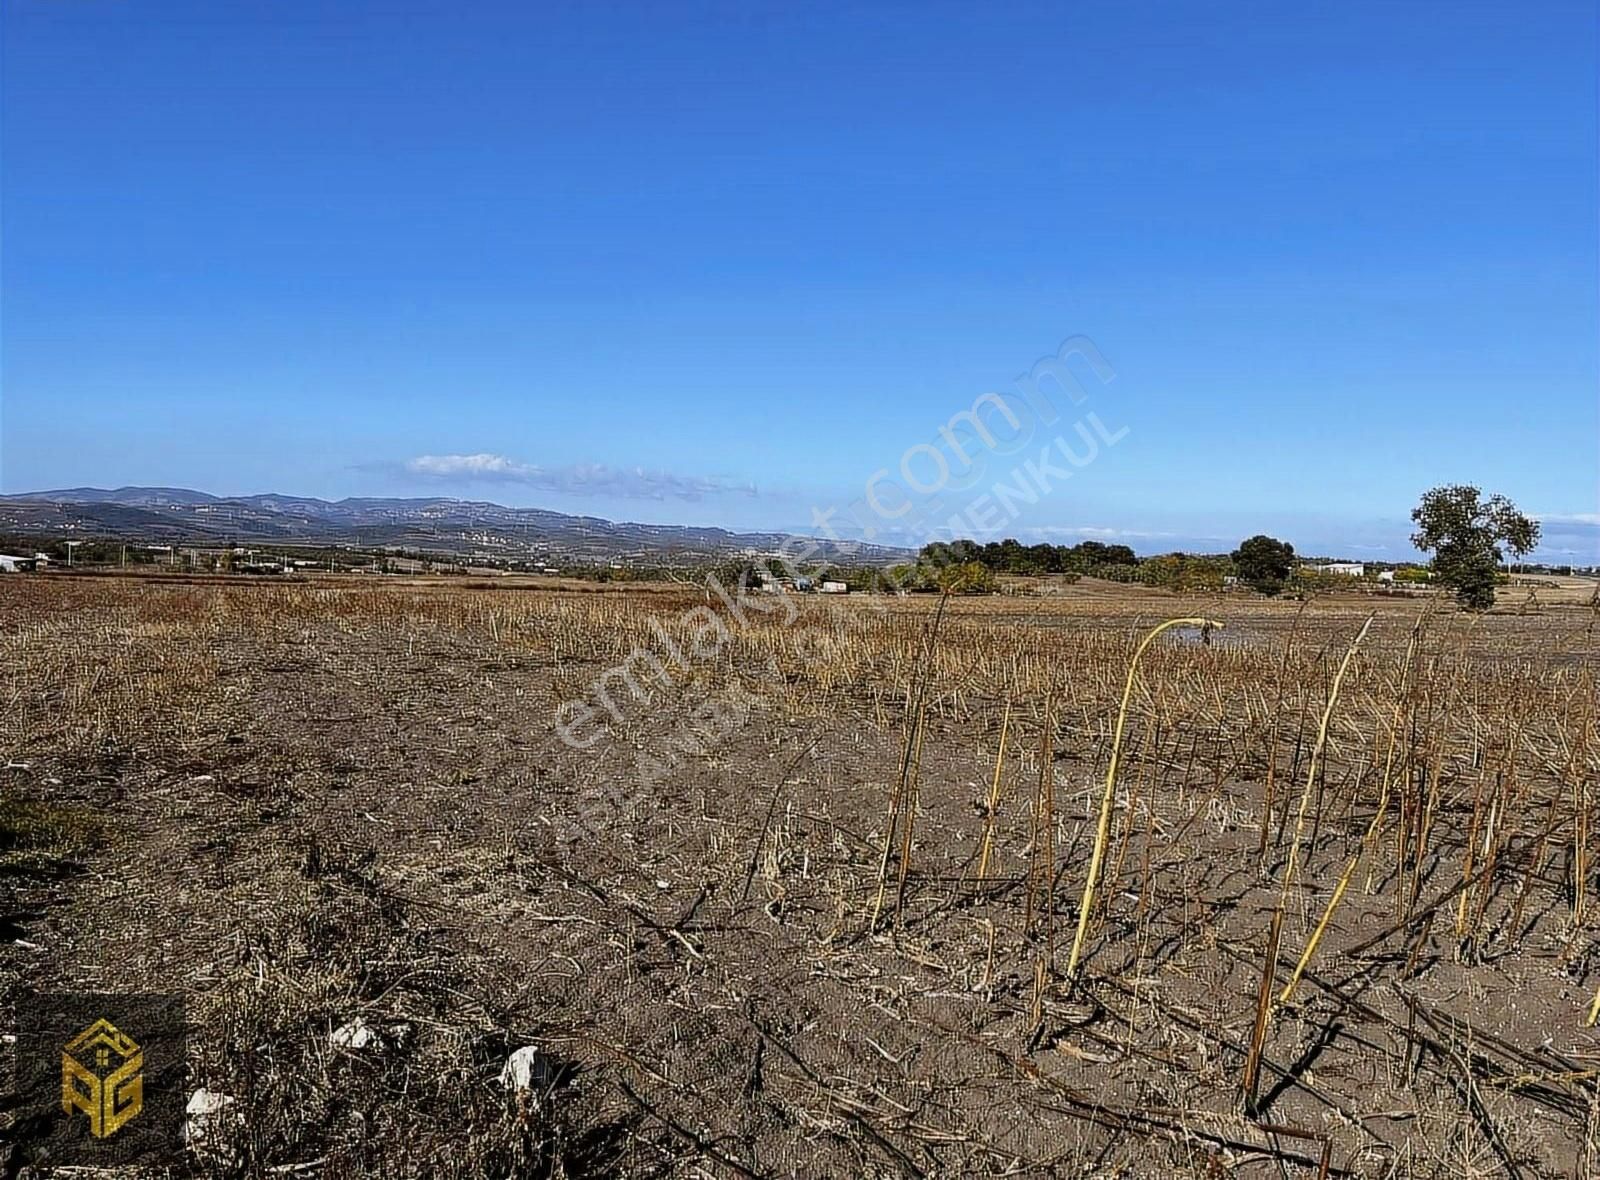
[3,1,1596,558]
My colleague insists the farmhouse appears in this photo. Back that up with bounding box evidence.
[1314,562,1366,577]
[819,580,848,594]
[0,554,38,573]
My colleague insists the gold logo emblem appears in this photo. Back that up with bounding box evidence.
[61,1018,143,1138]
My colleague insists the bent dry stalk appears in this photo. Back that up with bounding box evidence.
[1283,612,1424,1001]
[1066,616,1223,979]
[1269,615,1373,1008]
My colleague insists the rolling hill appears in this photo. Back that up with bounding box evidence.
[0,487,907,565]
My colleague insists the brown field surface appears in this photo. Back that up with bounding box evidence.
[3,575,1599,1176]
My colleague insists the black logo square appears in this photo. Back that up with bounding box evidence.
[10,992,187,1167]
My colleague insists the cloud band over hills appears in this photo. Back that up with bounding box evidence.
[401,453,758,503]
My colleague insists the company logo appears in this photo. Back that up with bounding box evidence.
[61,1017,145,1138]
[14,992,184,1166]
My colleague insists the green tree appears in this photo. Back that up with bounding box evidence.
[1230,534,1296,595]
[937,561,996,594]
[919,540,980,566]
[1137,552,1227,592]
[1410,485,1540,610]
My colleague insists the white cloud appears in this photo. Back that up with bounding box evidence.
[1524,512,1600,562]
[407,453,534,479]
[401,453,757,502]
[1018,524,1216,542]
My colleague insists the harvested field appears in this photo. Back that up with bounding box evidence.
[3,574,1599,1176]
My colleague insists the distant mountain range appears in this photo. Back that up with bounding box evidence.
[0,487,908,565]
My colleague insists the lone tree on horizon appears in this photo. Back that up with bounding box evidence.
[1230,534,1295,595]
[1410,484,1540,610]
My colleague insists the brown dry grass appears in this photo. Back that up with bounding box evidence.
[1,574,1597,1177]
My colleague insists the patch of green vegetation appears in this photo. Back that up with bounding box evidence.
[0,796,103,872]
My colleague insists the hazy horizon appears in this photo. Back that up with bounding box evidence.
[7,479,1596,564]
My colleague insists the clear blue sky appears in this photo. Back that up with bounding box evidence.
[3,1,1596,558]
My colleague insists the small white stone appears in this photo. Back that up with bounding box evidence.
[499,1046,556,1097]
[186,1088,234,1117]
[331,1018,380,1051]
[185,1088,238,1155]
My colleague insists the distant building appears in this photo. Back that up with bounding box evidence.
[1314,562,1366,578]
[0,554,38,573]
[819,580,848,594]
[1376,570,1395,583]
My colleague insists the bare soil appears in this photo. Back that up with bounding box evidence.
[2,576,1598,1177]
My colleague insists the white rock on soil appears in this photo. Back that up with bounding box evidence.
[499,1046,557,1097]
[331,1017,381,1051]
[184,1088,237,1152]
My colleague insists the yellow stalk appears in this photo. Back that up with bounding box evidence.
[976,699,1011,881]
[1365,616,1424,866]
[1067,616,1221,978]
[1280,852,1357,1002]
[1263,614,1373,1034]
[1283,614,1421,995]
[1280,614,1374,899]
[892,704,929,923]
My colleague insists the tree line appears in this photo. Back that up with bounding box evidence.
[898,485,1545,609]
[918,538,1139,575]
